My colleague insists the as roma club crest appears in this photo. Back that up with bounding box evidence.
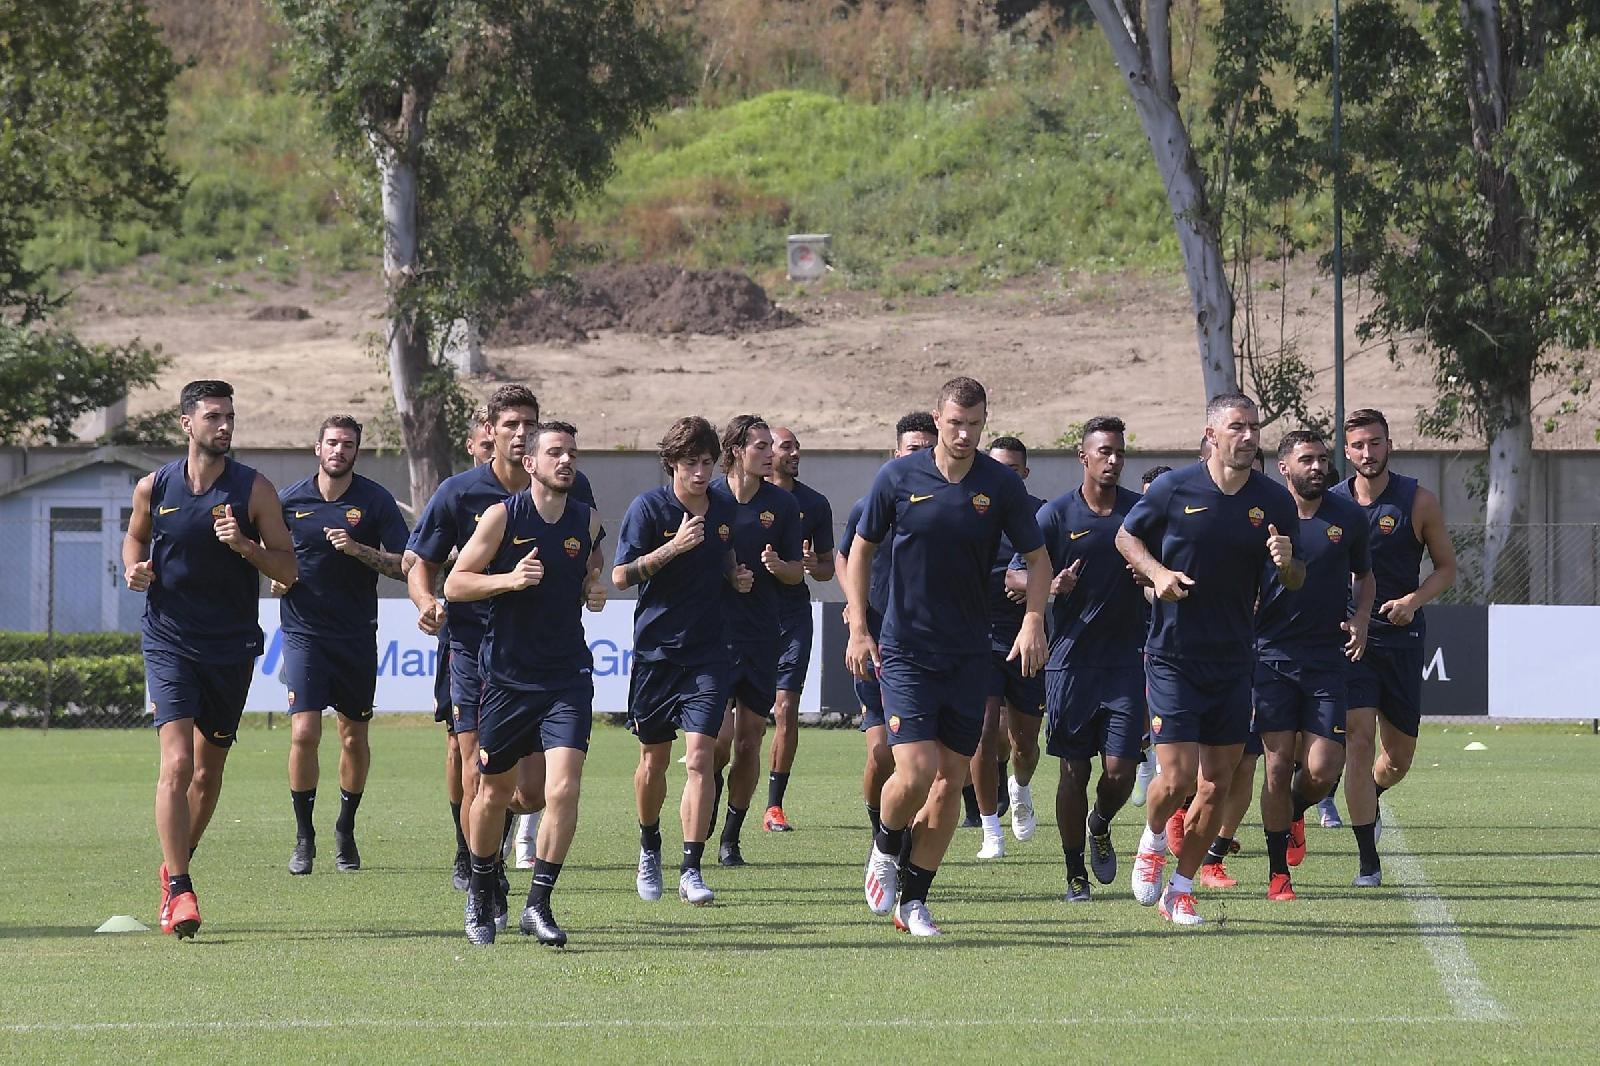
[888,715,901,734]
[345,507,363,527]
[759,510,776,529]
[1326,524,1344,543]
[210,503,228,519]
[1150,715,1164,736]
[1247,506,1265,528]
[1378,514,1398,535]
[563,536,582,558]
[719,524,732,542]
[971,493,991,515]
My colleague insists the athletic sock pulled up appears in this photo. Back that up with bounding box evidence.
[1352,822,1381,874]
[767,770,790,810]
[335,789,362,835]
[291,788,316,840]
[1265,829,1291,876]
[525,859,563,907]
[1204,836,1233,866]
[901,862,937,906]
[639,821,663,853]
[680,840,706,874]
[720,805,748,847]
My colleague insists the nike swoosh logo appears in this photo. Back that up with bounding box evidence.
[473,512,484,523]
[1069,530,1091,540]
[1333,725,1347,734]
[1184,506,1208,514]
[512,536,535,545]
[294,510,314,518]
[213,732,233,740]
[909,493,935,503]
[158,506,179,515]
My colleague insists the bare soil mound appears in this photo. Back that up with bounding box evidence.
[491,265,798,345]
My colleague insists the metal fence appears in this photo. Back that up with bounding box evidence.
[2,514,1598,728]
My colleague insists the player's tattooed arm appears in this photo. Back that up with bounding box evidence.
[338,538,405,580]
[613,509,701,589]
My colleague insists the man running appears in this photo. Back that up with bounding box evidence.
[1252,430,1374,899]
[1331,408,1456,887]
[849,377,1051,936]
[1008,416,1145,902]
[1130,465,1172,808]
[446,421,606,946]
[277,415,408,875]
[617,416,748,906]
[837,412,937,839]
[124,380,298,938]
[762,426,835,832]
[1117,392,1303,926]
[975,437,1047,858]
[709,416,803,866]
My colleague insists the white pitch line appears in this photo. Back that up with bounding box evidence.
[1380,803,1507,1022]
[0,1014,1459,1036]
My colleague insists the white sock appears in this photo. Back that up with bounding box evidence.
[1168,872,1194,896]
[1011,777,1032,804]
[1139,825,1167,854]
[981,813,1002,836]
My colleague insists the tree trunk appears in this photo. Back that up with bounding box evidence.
[371,102,453,515]
[1088,0,1237,402]
[1482,384,1533,604]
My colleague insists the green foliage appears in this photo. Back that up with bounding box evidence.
[0,0,183,322]
[0,654,145,725]
[0,631,141,662]
[0,324,169,445]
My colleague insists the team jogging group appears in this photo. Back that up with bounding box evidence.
[122,373,1454,944]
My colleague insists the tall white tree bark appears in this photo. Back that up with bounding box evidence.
[369,89,454,514]
[1088,0,1237,402]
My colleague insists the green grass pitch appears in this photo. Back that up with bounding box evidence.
[2,720,1595,1062]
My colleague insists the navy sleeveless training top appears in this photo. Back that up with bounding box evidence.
[1331,472,1426,648]
[478,491,595,690]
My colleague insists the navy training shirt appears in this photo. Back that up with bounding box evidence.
[615,485,736,666]
[1329,473,1427,648]
[278,473,409,637]
[1121,462,1300,664]
[775,478,835,612]
[988,491,1048,651]
[858,448,1044,656]
[1256,492,1371,663]
[1023,485,1147,670]
[408,464,597,650]
[142,457,265,663]
[479,491,595,689]
[840,496,891,639]
[710,477,802,646]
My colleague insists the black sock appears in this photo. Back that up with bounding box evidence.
[1265,829,1291,876]
[469,853,497,894]
[525,859,563,907]
[291,788,316,840]
[1353,822,1380,874]
[1204,836,1233,866]
[720,805,748,847]
[708,771,725,837]
[1064,848,1088,881]
[500,810,516,853]
[168,872,194,897]
[451,802,467,855]
[335,789,361,835]
[767,771,790,810]
[875,824,907,861]
[866,804,882,836]
[681,840,705,874]
[901,862,936,905]
[961,783,980,821]
[640,821,662,853]
[897,826,915,868]
[1375,784,1389,800]
[1087,805,1111,837]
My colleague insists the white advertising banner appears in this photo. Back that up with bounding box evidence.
[246,599,823,715]
[1487,604,1600,719]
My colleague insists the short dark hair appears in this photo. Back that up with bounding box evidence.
[1205,390,1258,424]
[1082,415,1126,441]
[318,414,362,445]
[895,411,936,442]
[659,416,719,473]
[1277,429,1326,462]
[486,384,539,426]
[936,376,987,411]
[180,380,232,414]
[469,405,490,429]
[1345,408,1389,435]
[536,420,577,440]
[719,414,768,471]
[1141,465,1172,487]
[989,436,1027,463]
